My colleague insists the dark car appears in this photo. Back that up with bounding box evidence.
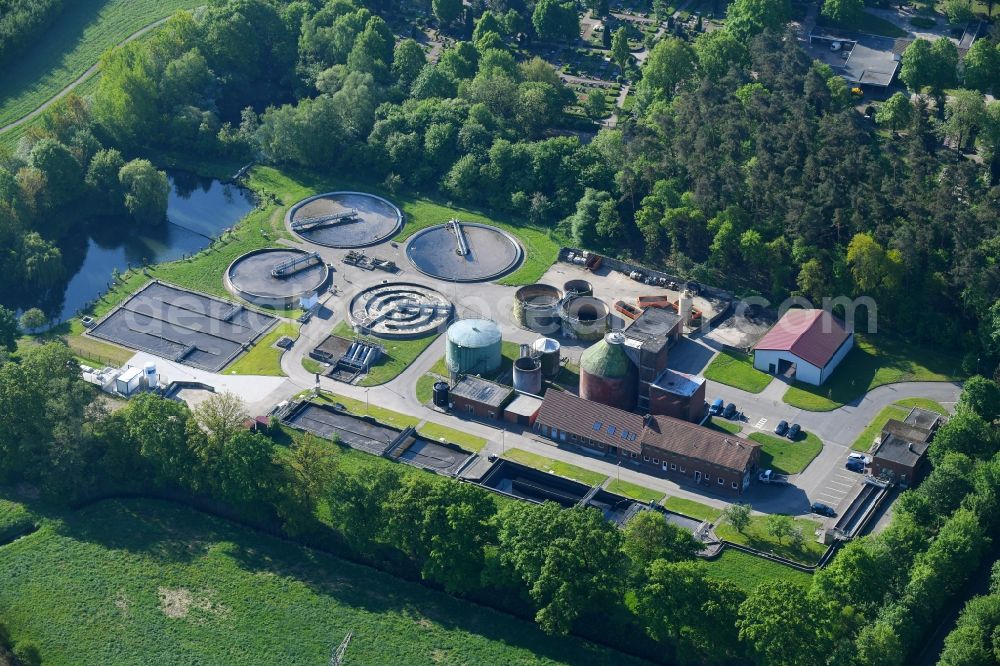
[845,458,865,472]
[810,502,836,517]
[723,402,737,419]
[710,398,724,416]
[774,420,789,436]
[786,423,801,440]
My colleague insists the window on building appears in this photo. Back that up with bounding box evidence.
[643,455,649,462]
[629,452,636,458]
[705,475,710,482]
[598,442,605,448]
[718,478,724,485]
[731,481,737,489]
[653,458,659,465]
[621,430,629,440]
[593,421,603,430]
[606,425,616,435]
[629,433,638,441]
[670,463,676,470]
[679,466,685,473]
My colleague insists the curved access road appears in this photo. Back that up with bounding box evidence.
[0,15,172,135]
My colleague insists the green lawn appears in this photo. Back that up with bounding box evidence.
[704,549,812,594]
[662,496,721,522]
[312,392,421,431]
[415,373,438,404]
[893,397,948,415]
[418,422,489,453]
[0,497,642,665]
[748,431,823,475]
[503,448,608,487]
[225,322,298,376]
[851,405,910,452]
[331,322,439,387]
[715,514,826,565]
[604,479,664,503]
[705,416,742,436]
[703,350,773,394]
[783,335,962,411]
[301,356,325,375]
[0,0,203,128]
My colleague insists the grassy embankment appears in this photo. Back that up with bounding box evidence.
[0,497,645,666]
[0,0,202,129]
[703,350,773,394]
[783,335,962,411]
[748,431,824,475]
[502,448,609,487]
[604,479,664,503]
[705,416,742,435]
[664,496,825,566]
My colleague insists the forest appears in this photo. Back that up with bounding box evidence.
[0,0,996,374]
[0,0,64,65]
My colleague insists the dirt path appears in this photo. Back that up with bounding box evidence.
[0,15,172,135]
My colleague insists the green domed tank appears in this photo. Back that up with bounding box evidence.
[446,319,502,375]
[580,331,637,410]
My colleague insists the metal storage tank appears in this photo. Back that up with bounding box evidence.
[532,337,561,378]
[432,381,450,408]
[563,279,593,298]
[513,356,543,395]
[445,319,503,375]
[142,361,158,388]
[514,284,562,334]
[580,331,637,411]
[560,295,610,341]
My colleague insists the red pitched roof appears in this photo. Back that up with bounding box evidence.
[753,309,851,368]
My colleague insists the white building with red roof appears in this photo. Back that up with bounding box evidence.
[752,309,854,386]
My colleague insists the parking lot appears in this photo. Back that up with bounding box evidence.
[812,466,862,513]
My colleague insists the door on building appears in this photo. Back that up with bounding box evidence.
[694,471,702,483]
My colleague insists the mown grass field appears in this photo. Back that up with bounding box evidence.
[783,335,962,411]
[851,404,910,452]
[703,350,773,394]
[704,549,812,594]
[415,373,438,404]
[893,397,948,414]
[749,431,823,475]
[226,322,299,376]
[662,496,721,522]
[417,422,489,453]
[0,498,645,665]
[503,448,608,487]
[331,322,439,387]
[0,0,202,128]
[604,479,663,503]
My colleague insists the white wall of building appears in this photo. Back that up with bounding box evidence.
[752,333,854,386]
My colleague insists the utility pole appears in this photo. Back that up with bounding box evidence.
[330,631,353,666]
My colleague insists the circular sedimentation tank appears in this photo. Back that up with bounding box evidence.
[560,295,610,342]
[532,337,561,378]
[580,331,637,411]
[348,282,453,339]
[446,318,503,375]
[563,279,593,298]
[513,356,543,395]
[288,191,403,248]
[405,221,522,282]
[514,284,562,334]
[225,248,330,308]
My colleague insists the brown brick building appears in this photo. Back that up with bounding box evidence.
[870,408,942,487]
[534,391,759,496]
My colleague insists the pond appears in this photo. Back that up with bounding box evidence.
[42,172,256,322]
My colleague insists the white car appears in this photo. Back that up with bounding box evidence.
[848,452,871,464]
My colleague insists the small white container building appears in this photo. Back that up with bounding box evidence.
[115,366,144,396]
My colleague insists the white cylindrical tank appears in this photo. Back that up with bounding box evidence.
[679,290,693,324]
[143,361,158,388]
